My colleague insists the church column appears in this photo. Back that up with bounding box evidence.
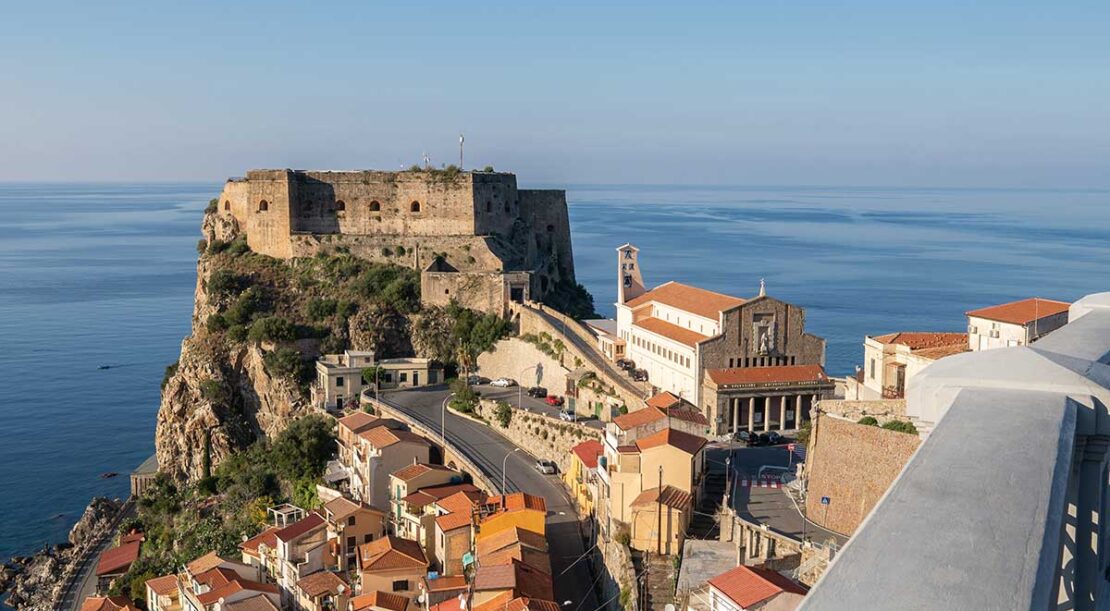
[732,399,739,434]
[747,398,755,433]
[811,393,819,422]
[780,396,788,432]
[763,397,771,432]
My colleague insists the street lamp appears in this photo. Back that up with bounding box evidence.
[440,393,454,447]
[502,448,521,494]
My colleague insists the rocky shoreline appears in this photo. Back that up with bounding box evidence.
[1,497,123,610]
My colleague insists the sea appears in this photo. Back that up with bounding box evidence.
[1,182,1107,564]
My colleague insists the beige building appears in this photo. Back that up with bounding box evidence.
[854,332,968,400]
[293,571,348,611]
[628,485,692,556]
[584,319,626,362]
[335,413,433,508]
[966,297,1070,351]
[431,489,488,575]
[321,496,387,575]
[613,244,828,435]
[313,351,441,411]
[273,513,330,608]
[703,564,807,611]
[163,552,280,611]
[355,536,429,599]
[388,463,465,543]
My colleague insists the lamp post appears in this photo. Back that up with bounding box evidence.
[440,393,454,447]
[502,448,521,494]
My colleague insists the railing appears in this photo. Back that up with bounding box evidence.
[801,292,1110,611]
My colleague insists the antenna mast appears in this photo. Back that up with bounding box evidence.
[459,133,464,168]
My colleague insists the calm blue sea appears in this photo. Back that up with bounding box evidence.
[1,183,1107,561]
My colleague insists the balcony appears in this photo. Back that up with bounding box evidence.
[801,292,1110,610]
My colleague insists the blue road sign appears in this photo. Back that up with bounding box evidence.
[820,496,830,505]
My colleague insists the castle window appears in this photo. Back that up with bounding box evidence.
[486,201,492,212]
[258,200,269,212]
[223,201,230,211]
[546,224,555,232]
[444,289,450,295]
[410,201,421,213]
[504,203,510,213]
[369,201,381,212]
[335,200,346,212]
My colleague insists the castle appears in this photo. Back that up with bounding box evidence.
[214,168,577,313]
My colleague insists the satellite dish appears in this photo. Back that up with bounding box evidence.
[665,605,676,611]
[458,593,468,609]
[338,584,346,594]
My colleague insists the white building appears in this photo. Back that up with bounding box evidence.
[966,297,1070,351]
[856,332,968,400]
[699,564,806,611]
[312,350,442,411]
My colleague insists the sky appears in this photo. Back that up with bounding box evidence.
[1,1,1107,186]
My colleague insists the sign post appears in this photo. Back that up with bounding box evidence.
[821,496,831,527]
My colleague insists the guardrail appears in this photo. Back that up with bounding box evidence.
[801,292,1110,611]
[56,497,135,610]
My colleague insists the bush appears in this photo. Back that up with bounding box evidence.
[795,421,812,446]
[618,405,629,415]
[395,245,406,257]
[494,401,512,428]
[225,287,266,326]
[263,347,305,381]
[206,198,218,213]
[197,239,207,254]
[199,378,229,405]
[482,165,495,172]
[308,298,338,321]
[248,316,295,343]
[207,269,247,297]
[227,325,248,342]
[381,247,393,257]
[881,420,919,435]
[227,236,250,256]
[161,362,179,391]
[206,314,229,332]
[857,416,879,426]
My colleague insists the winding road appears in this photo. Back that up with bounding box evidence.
[381,386,601,611]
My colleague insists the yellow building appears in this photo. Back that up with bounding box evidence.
[565,440,603,517]
[475,493,547,540]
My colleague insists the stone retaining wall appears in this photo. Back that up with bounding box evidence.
[477,337,569,393]
[480,398,601,475]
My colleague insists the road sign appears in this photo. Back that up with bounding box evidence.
[820,496,830,505]
[462,551,475,567]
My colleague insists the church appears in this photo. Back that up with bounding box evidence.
[613,244,834,436]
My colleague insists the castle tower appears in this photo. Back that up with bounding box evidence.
[616,243,645,304]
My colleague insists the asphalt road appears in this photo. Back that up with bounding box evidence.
[58,500,136,611]
[474,384,604,430]
[382,386,601,610]
[706,443,847,547]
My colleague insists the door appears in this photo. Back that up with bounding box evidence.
[413,372,419,386]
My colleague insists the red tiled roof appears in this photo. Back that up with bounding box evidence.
[338,412,388,433]
[324,496,384,521]
[475,527,549,558]
[571,440,604,469]
[436,511,473,532]
[612,406,666,431]
[392,462,457,481]
[119,531,145,545]
[667,408,709,426]
[487,492,547,513]
[274,512,325,542]
[633,317,708,347]
[708,565,808,608]
[429,598,464,611]
[706,364,829,387]
[80,597,141,611]
[966,297,1070,325]
[871,332,967,351]
[144,574,179,597]
[185,551,226,576]
[625,281,746,320]
[96,541,140,576]
[436,489,488,515]
[357,536,428,571]
[296,570,347,598]
[630,485,693,510]
[635,428,706,455]
[352,592,411,611]
[239,527,280,556]
[423,575,469,592]
[223,595,280,611]
[481,545,552,576]
[912,343,969,360]
[473,593,562,611]
[196,579,278,606]
[359,426,430,449]
[646,391,683,410]
[472,561,555,601]
[404,483,482,509]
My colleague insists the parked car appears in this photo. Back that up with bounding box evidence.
[734,430,753,443]
[631,369,649,382]
[535,459,557,474]
[527,386,548,398]
[545,395,565,407]
[617,358,635,371]
[766,431,783,445]
[558,409,575,421]
[466,375,490,385]
[490,377,517,387]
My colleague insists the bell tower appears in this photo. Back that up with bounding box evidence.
[616,243,645,304]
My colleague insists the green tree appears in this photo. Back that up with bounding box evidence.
[494,400,513,428]
[248,316,295,343]
[271,415,337,481]
[362,366,383,387]
[263,347,305,381]
[449,302,511,379]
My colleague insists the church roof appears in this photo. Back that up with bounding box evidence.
[625,281,746,320]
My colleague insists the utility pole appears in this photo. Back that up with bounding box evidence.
[657,464,664,555]
[459,133,464,168]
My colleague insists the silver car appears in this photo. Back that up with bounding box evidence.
[534,459,557,474]
[490,377,517,387]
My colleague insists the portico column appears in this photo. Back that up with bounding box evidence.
[780,395,787,432]
[747,398,755,432]
[732,399,739,433]
[763,397,771,432]
[810,393,819,421]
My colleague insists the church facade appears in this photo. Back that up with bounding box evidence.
[613,244,833,436]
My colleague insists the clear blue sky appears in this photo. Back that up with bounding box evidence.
[2,0,1106,186]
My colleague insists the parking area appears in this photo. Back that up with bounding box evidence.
[470,382,605,430]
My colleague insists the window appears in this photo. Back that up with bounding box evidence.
[392,580,408,592]
[546,224,555,232]
[223,201,230,211]
[346,535,355,548]
[336,200,346,212]
[410,201,421,212]
[504,202,510,212]
[486,201,492,212]
[870,358,876,379]
[399,372,408,382]
[337,376,345,387]
[370,201,381,212]
[347,516,356,526]
[364,533,373,543]
[258,200,269,212]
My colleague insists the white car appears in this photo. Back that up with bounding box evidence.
[535,459,557,475]
[558,410,575,422]
[490,377,517,387]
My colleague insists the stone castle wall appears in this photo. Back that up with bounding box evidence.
[804,413,921,536]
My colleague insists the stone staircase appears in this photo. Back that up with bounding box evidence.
[633,551,677,611]
[688,471,726,540]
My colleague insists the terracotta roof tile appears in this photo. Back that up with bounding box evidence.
[705,364,829,387]
[436,511,473,532]
[357,536,428,571]
[196,579,278,606]
[472,561,555,601]
[144,574,179,597]
[423,575,469,592]
[392,462,457,482]
[324,496,384,521]
[571,440,604,469]
[635,428,706,455]
[96,541,140,576]
[185,551,226,576]
[352,592,411,611]
[223,594,281,611]
[612,407,666,431]
[632,317,709,347]
[239,527,281,556]
[274,512,325,542]
[296,570,347,598]
[630,485,693,510]
[481,545,552,575]
[625,281,746,320]
[359,426,430,449]
[473,593,563,611]
[80,597,141,611]
[475,528,549,558]
[404,483,482,509]
[646,391,684,410]
[435,490,487,515]
[486,492,547,513]
[338,412,389,433]
[708,564,807,608]
[966,297,1070,325]
[871,332,967,351]
[666,408,709,426]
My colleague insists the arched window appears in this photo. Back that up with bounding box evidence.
[223,201,230,211]
[369,201,381,212]
[504,203,510,213]
[486,201,492,212]
[410,201,421,213]
[335,200,346,212]
[546,224,555,232]
[258,200,269,212]
[444,288,450,295]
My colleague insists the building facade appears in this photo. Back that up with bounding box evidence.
[965,297,1070,351]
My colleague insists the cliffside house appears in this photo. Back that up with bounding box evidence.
[273,513,329,608]
[702,564,807,611]
[355,536,429,599]
[293,570,349,611]
[336,413,433,508]
[151,551,280,611]
[322,496,388,574]
[431,490,489,575]
[80,597,142,611]
[238,526,281,583]
[388,463,466,543]
[313,350,442,411]
[850,332,968,400]
[565,440,603,517]
[144,574,181,611]
[95,532,143,593]
[613,244,830,436]
[351,591,412,611]
[966,297,1070,351]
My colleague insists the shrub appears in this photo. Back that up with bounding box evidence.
[205,198,218,213]
[227,325,248,342]
[207,269,246,297]
[362,366,383,386]
[197,239,207,254]
[482,165,495,172]
[381,247,393,257]
[494,401,512,428]
[795,421,812,445]
[206,314,229,332]
[248,316,295,343]
[161,362,179,391]
[307,298,338,321]
[857,416,879,426]
[881,420,919,435]
[199,378,229,405]
[263,347,305,381]
[226,236,250,256]
[395,245,406,257]
[618,405,629,415]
